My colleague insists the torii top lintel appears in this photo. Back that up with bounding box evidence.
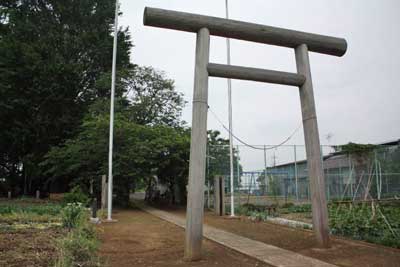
[143,7,347,57]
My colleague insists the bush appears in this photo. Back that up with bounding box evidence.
[57,203,100,267]
[281,202,295,209]
[236,203,257,216]
[61,203,86,229]
[288,204,312,213]
[249,211,268,222]
[329,204,400,248]
[63,186,90,206]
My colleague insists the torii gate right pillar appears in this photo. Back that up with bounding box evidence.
[295,44,330,247]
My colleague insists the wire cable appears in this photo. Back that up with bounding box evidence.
[208,106,302,151]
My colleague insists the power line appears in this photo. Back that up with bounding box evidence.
[208,106,302,151]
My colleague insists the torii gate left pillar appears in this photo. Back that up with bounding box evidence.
[185,27,210,260]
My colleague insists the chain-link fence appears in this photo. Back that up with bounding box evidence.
[205,142,400,209]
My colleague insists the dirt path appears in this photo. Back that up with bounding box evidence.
[162,207,400,267]
[98,208,269,267]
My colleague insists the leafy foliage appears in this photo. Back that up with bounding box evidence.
[41,95,189,205]
[0,201,62,224]
[329,203,400,248]
[287,204,312,213]
[57,203,100,267]
[125,66,186,127]
[0,202,62,216]
[62,186,90,207]
[207,130,242,187]
[333,143,377,155]
[61,202,86,229]
[0,0,132,195]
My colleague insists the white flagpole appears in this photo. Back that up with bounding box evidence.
[225,0,235,217]
[107,0,119,221]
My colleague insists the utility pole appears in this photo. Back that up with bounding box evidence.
[225,0,235,217]
[107,0,119,221]
[263,145,267,194]
[236,145,241,206]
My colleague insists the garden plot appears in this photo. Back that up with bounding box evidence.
[241,201,400,249]
[0,197,101,267]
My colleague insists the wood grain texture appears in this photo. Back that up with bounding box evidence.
[184,28,210,261]
[295,44,330,248]
[208,63,306,86]
[144,7,347,57]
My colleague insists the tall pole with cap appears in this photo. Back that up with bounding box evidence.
[107,0,119,221]
[225,0,235,217]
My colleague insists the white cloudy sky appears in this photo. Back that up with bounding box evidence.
[118,0,400,170]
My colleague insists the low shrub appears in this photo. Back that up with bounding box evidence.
[236,203,259,216]
[61,202,86,229]
[288,204,312,213]
[329,204,400,248]
[248,211,268,222]
[63,186,90,207]
[56,203,101,267]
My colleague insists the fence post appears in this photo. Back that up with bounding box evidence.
[236,145,241,207]
[294,145,299,202]
[185,27,210,261]
[101,175,108,210]
[295,44,330,248]
[206,144,210,209]
[263,145,267,195]
[214,176,225,216]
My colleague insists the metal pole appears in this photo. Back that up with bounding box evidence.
[236,145,240,206]
[263,145,267,195]
[207,145,210,209]
[294,145,299,201]
[224,0,235,217]
[107,0,119,221]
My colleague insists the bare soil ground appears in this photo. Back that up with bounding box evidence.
[98,208,269,267]
[0,227,63,267]
[162,207,400,267]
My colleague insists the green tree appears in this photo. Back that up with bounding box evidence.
[41,63,188,205]
[0,0,132,194]
[41,99,189,206]
[207,130,242,189]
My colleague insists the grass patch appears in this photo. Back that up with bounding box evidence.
[0,202,62,224]
[0,197,102,266]
[55,202,101,267]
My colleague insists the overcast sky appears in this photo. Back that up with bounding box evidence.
[119,0,400,170]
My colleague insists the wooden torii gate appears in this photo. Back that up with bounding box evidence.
[143,7,347,261]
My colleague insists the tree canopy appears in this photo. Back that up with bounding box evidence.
[0,1,243,206]
[41,97,189,205]
[0,0,132,194]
